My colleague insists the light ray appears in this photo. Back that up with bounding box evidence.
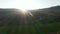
[28,12,33,17]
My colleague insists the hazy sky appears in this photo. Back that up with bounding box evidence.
[0,0,60,10]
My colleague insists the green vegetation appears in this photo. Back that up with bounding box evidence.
[0,6,60,34]
[0,14,60,34]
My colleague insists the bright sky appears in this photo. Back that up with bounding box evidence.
[0,0,60,10]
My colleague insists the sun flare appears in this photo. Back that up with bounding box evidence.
[20,9,28,14]
[21,9,26,12]
[7,0,44,15]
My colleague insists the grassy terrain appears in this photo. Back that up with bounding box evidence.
[0,21,60,34]
[0,15,60,34]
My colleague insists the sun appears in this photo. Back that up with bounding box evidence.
[21,9,27,12]
[20,9,28,14]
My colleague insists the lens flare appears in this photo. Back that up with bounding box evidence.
[20,9,28,15]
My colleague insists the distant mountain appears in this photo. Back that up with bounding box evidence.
[28,6,60,24]
[30,6,60,16]
[0,8,22,26]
